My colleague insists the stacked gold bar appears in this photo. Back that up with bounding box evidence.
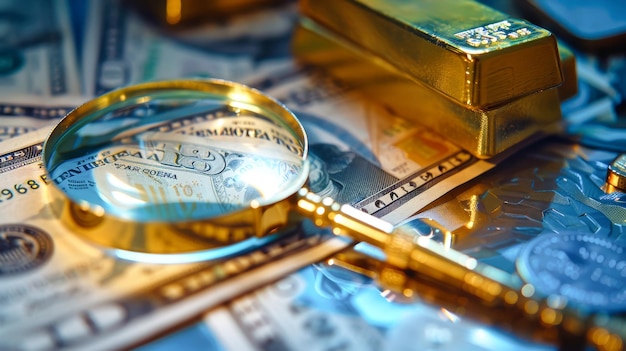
[293,0,566,158]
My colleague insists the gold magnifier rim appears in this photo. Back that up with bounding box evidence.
[42,79,310,255]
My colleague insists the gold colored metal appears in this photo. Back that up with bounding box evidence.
[299,0,563,108]
[606,154,626,193]
[43,80,309,254]
[297,188,626,351]
[293,19,562,158]
[328,246,626,351]
[295,188,522,301]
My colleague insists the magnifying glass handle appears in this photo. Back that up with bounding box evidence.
[295,188,626,351]
[296,188,523,300]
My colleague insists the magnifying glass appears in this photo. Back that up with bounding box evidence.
[43,79,316,261]
[41,78,418,266]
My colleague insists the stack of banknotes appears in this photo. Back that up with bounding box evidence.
[0,0,625,350]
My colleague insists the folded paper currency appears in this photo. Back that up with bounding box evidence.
[205,266,385,351]
[0,0,80,98]
[246,65,499,223]
[82,0,295,97]
[0,127,349,351]
[0,97,82,142]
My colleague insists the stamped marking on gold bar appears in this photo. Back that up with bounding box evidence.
[454,20,533,47]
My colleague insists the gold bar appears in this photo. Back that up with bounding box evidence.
[299,0,563,109]
[293,18,562,158]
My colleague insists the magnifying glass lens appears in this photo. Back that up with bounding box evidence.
[44,80,309,255]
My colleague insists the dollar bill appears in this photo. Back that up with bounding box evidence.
[135,323,227,351]
[247,64,498,223]
[0,97,84,142]
[0,129,350,351]
[204,265,385,351]
[0,0,80,97]
[196,264,553,351]
[81,0,295,97]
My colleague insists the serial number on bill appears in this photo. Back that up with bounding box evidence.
[0,176,49,202]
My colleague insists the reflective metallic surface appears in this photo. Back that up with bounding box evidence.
[299,0,563,108]
[399,138,626,310]
[517,232,626,312]
[292,19,563,158]
[607,154,626,193]
[327,243,626,351]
